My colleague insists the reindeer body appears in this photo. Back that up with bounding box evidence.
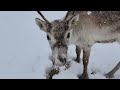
[68,11,120,78]
[35,11,120,79]
[69,11,120,47]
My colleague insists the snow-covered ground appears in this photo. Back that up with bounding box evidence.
[0,11,120,79]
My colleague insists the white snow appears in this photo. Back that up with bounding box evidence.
[0,11,120,79]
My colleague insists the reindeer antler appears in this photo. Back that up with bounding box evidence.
[37,11,50,23]
[64,11,71,21]
[64,11,77,21]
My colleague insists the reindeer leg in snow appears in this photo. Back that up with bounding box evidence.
[75,45,81,63]
[81,47,91,79]
[105,61,120,78]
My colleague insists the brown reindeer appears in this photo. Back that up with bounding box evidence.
[35,11,120,79]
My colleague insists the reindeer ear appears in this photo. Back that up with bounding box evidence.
[67,14,79,27]
[35,18,48,32]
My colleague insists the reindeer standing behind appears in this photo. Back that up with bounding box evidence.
[35,11,120,79]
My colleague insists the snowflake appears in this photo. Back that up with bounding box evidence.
[87,11,92,15]
[104,22,106,24]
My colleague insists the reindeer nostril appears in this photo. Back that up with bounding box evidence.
[63,58,66,64]
[52,59,55,65]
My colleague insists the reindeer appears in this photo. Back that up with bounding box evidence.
[35,11,120,79]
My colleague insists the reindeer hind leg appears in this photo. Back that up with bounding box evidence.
[105,61,120,78]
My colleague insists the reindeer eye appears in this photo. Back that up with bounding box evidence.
[67,33,70,39]
[47,35,50,40]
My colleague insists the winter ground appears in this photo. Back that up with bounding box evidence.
[0,11,120,79]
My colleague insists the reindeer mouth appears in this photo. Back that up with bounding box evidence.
[47,55,71,79]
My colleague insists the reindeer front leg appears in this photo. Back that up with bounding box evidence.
[75,45,81,63]
[81,47,91,79]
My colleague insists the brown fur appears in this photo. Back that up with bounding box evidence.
[36,11,120,79]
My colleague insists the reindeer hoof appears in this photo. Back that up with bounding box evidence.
[74,58,80,63]
[105,73,114,79]
[78,73,89,79]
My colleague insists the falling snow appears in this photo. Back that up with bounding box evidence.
[87,11,92,15]
[0,11,120,79]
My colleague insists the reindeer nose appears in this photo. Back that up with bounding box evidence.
[59,57,66,65]
[52,57,67,66]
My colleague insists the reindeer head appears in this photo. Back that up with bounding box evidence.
[35,11,79,66]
